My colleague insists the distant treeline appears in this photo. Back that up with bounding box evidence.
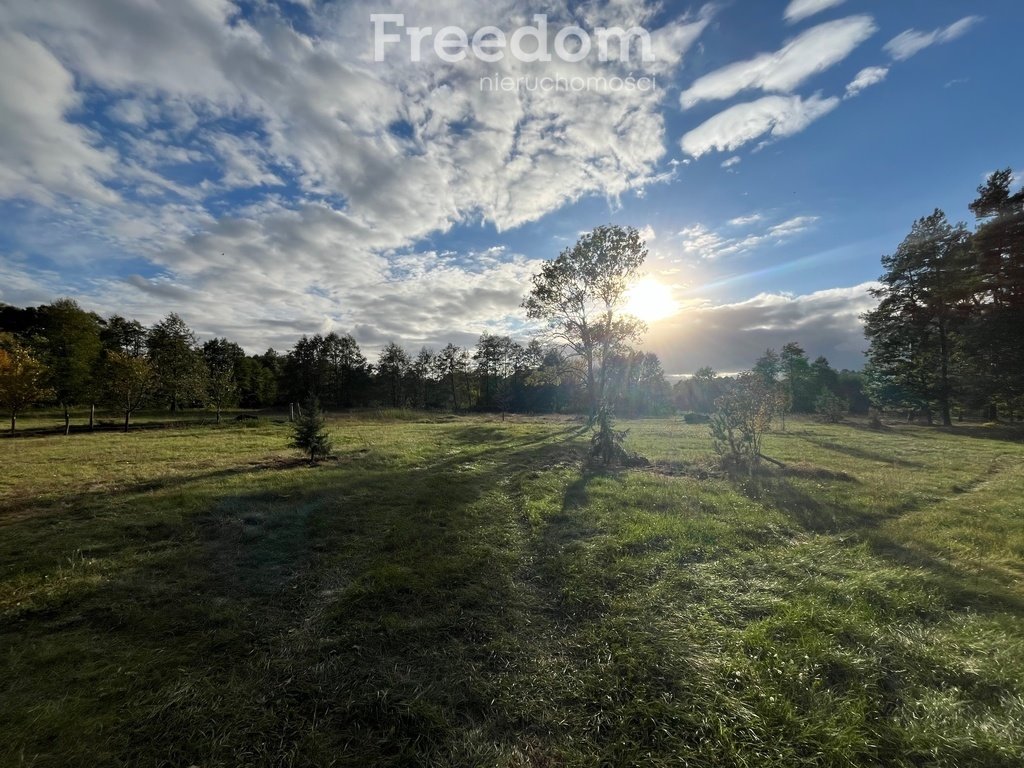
[0,297,860,432]
[0,304,682,431]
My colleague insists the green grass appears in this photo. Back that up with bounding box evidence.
[1,414,1023,766]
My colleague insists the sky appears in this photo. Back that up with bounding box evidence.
[0,0,1020,375]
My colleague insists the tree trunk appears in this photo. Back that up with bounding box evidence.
[124,410,130,433]
[216,405,221,424]
[89,403,95,431]
[64,405,71,436]
[938,322,952,426]
[289,402,295,422]
[585,353,597,419]
[9,413,15,435]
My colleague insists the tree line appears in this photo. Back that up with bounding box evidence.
[864,168,1024,425]
[0,300,673,434]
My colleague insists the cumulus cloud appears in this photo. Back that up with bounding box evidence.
[0,33,118,204]
[0,0,719,350]
[681,93,840,157]
[784,0,847,25]
[884,16,983,61]
[844,65,889,98]
[679,15,876,108]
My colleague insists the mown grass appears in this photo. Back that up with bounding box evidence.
[1,413,1023,766]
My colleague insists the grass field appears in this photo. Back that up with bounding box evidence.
[2,413,1023,766]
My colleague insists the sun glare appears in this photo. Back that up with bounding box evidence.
[623,278,679,323]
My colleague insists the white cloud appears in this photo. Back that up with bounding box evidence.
[677,214,819,260]
[679,15,876,108]
[784,0,846,25]
[844,65,888,98]
[681,93,840,157]
[721,156,741,169]
[0,33,118,204]
[884,16,983,61]
[0,0,722,351]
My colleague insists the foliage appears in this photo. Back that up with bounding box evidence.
[815,388,848,423]
[37,298,103,417]
[710,372,778,469]
[147,313,208,412]
[0,341,51,432]
[523,224,647,415]
[202,337,244,421]
[291,396,332,462]
[103,350,154,431]
[589,406,630,466]
[864,211,973,426]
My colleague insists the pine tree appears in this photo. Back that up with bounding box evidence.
[863,210,971,426]
[292,396,332,462]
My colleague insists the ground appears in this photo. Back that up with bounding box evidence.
[1,412,1023,767]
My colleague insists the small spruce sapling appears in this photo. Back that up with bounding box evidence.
[292,396,333,462]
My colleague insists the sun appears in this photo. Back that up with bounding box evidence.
[622,278,679,323]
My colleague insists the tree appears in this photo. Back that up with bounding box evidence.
[103,351,153,432]
[863,210,971,426]
[436,343,469,410]
[780,342,816,412]
[101,315,147,356]
[148,314,207,413]
[36,299,104,434]
[523,224,647,417]
[202,338,244,423]
[0,341,51,434]
[963,169,1024,415]
[377,342,411,407]
[322,333,368,407]
[292,396,332,462]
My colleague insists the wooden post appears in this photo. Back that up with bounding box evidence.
[289,402,295,422]
[89,403,95,431]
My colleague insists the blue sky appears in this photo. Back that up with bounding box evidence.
[0,0,1019,374]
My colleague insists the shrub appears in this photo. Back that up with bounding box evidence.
[815,389,848,423]
[683,411,710,424]
[292,396,333,462]
[710,372,778,470]
[590,406,647,467]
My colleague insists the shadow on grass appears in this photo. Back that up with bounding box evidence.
[1,421,597,766]
[727,467,1024,618]
[799,435,924,468]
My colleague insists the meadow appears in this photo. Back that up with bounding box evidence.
[1,412,1023,767]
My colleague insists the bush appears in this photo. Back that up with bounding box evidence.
[682,411,710,424]
[292,396,333,462]
[710,373,778,470]
[815,389,848,423]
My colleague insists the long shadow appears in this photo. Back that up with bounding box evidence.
[727,469,1024,617]
[0,457,309,524]
[2,420,594,765]
[800,435,925,468]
